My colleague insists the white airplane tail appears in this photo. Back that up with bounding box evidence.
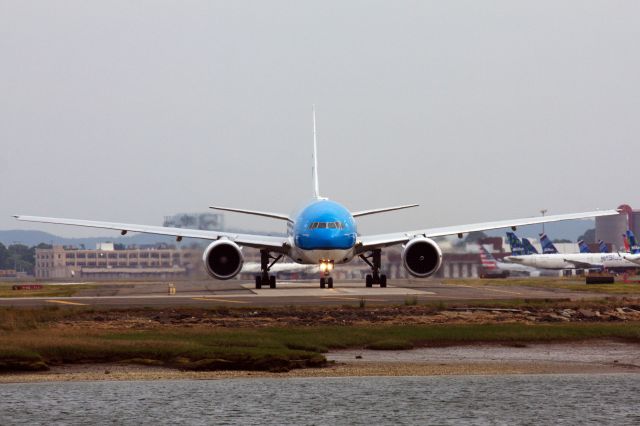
[312,105,321,199]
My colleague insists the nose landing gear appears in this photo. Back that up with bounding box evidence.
[319,260,334,288]
[360,249,387,288]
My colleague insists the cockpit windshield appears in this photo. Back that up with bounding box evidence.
[308,221,344,230]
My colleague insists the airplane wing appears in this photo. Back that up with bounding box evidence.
[357,209,620,251]
[13,215,289,251]
[563,259,602,269]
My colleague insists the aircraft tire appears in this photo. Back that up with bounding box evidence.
[320,277,326,289]
[380,274,387,288]
[365,274,373,288]
[328,277,334,288]
[269,275,276,289]
[255,276,262,289]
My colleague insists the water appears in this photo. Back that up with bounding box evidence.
[1,374,639,425]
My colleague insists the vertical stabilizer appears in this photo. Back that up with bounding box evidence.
[311,105,321,199]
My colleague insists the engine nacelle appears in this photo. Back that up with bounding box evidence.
[202,240,244,280]
[402,237,443,278]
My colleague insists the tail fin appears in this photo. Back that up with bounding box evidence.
[506,232,525,256]
[598,240,609,253]
[626,230,640,254]
[311,105,321,199]
[623,233,631,253]
[578,240,591,253]
[479,246,498,270]
[539,233,559,254]
[522,238,539,255]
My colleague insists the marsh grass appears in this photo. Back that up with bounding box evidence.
[2,322,639,373]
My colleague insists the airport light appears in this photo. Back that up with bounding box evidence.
[540,209,548,234]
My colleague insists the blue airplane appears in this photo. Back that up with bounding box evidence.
[13,109,619,289]
[578,239,591,253]
[598,240,609,253]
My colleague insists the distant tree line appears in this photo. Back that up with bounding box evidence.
[0,243,51,274]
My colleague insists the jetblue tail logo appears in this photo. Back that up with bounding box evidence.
[522,238,538,255]
[598,240,608,254]
[578,239,590,254]
[626,230,640,254]
[539,233,558,254]
[506,232,525,256]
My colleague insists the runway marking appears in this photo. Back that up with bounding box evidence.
[319,296,390,302]
[481,288,522,295]
[45,299,87,306]
[191,297,248,304]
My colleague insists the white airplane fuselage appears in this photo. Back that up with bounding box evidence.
[505,253,639,270]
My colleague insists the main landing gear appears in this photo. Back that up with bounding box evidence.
[255,250,282,289]
[319,260,334,289]
[359,249,387,288]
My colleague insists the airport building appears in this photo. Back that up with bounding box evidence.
[35,244,204,280]
[596,204,640,250]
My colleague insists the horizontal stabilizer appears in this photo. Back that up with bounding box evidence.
[352,204,419,218]
[209,206,292,222]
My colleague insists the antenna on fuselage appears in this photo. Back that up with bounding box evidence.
[312,105,321,199]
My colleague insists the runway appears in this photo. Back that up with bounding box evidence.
[0,279,606,309]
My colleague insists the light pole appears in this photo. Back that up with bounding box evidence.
[540,209,548,235]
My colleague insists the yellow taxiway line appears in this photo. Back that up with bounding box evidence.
[191,297,248,304]
[45,299,87,306]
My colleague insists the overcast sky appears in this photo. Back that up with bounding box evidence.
[1,1,639,238]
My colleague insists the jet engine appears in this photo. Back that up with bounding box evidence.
[402,237,443,278]
[202,240,244,280]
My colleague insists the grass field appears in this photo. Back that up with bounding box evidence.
[1,309,639,373]
[0,284,96,298]
[445,277,640,294]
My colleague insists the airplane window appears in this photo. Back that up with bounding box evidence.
[319,223,327,229]
[328,222,336,229]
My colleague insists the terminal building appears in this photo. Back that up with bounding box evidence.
[35,243,203,280]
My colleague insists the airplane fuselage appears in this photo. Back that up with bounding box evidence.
[505,253,639,270]
[288,199,358,264]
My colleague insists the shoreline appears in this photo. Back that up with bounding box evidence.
[2,340,638,384]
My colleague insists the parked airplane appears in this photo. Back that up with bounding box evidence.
[479,246,537,275]
[505,250,639,271]
[13,109,620,289]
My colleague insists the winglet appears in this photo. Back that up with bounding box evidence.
[312,105,321,199]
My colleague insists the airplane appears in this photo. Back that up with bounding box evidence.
[13,109,620,289]
[505,230,639,272]
[479,246,537,276]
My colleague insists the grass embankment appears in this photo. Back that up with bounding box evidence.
[1,306,639,373]
[445,277,640,294]
[0,284,96,298]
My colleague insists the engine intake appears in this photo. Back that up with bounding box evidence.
[402,237,443,278]
[202,240,244,280]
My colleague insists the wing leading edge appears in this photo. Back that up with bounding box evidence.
[357,209,620,251]
[13,215,288,251]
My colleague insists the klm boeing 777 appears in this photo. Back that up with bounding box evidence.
[14,110,620,289]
